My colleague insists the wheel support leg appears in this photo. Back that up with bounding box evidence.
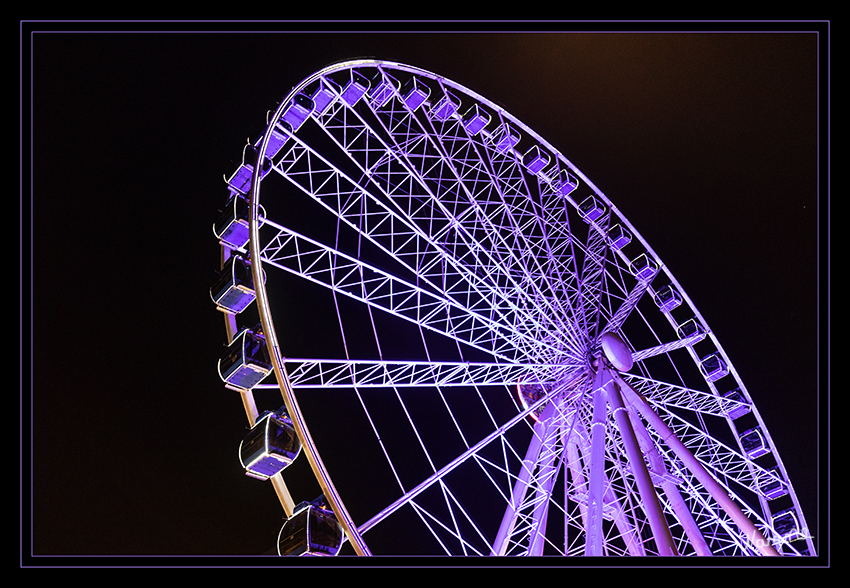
[660,479,711,556]
[605,368,678,555]
[584,367,608,556]
[612,372,779,556]
[527,433,560,555]
[573,420,646,555]
[566,441,588,531]
[493,401,556,555]
[624,400,712,555]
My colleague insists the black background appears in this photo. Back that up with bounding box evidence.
[24,21,829,566]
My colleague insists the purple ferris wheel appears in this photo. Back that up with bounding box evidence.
[211,59,815,557]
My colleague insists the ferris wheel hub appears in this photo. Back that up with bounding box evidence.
[599,332,634,372]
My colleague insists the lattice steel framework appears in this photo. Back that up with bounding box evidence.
[212,59,816,557]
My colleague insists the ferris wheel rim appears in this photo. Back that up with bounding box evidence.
[248,79,372,556]
[234,58,814,556]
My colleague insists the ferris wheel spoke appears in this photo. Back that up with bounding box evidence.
[437,138,583,345]
[630,331,708,363]
[322,89,589,354]
[598,266,657,336]
[274,358,575,390]
[267,129,573,354]
[313,98,569,331]
[620,373,735,418]
[361,77,579,336]
[258,220,562,362]
[408,489,491,556]
[533,193,602,350]
[270,135,529,330]
[574,212,614,353]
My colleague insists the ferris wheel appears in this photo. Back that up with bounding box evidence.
[211,59,815,557]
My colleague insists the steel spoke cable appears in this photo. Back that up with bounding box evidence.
[357,371,585,535]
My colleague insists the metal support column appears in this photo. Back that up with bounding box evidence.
[584,367,608,556]
[612,371,779,556]
[493,401,555,555]
[527,430,561,555]
[624,405,712,555]
[606,369,678,555]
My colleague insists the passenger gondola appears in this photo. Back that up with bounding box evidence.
[218,327,272,391]
[278,495,344,556]
[240,407,301,480]
[210,254,260,315]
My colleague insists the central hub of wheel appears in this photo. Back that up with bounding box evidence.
[599,332,633,372]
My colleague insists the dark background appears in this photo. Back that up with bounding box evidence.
[24,22,828,565]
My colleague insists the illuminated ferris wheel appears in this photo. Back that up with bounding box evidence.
[211,59,815,557]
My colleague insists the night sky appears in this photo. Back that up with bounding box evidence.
[24,22,828,566]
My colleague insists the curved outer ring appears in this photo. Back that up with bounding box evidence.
[248,62,374,555]
[248,59,811,555]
